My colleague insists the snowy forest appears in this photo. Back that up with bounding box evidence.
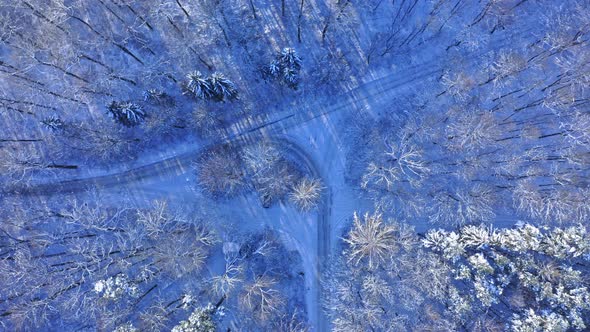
[1,0,589,331]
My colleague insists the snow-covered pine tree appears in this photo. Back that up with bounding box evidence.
[267,60,281,78]
[266,47,302,89]
[41,116,65,131]
[207,73,238,102]
[171,304,216,332]
[283,67,299,89]
[279,48,302,71]
[107,101,145,127]
[185,71,213,100]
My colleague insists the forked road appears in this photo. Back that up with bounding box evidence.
[2,52,461,330]
[3,61,442,332]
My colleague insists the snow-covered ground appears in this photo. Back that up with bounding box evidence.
[3,0,590,330]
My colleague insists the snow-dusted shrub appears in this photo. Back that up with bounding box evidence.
[243,143,281,176]
[94,274,138,300]
[107,101,145,127]
[242,141,300,206]
[192,108,224,137]
[171,304,216,332]
[255,163,298,203]
[289,177,323,211]
[242,142,302,205]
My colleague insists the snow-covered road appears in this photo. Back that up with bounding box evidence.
[2,57,444,332]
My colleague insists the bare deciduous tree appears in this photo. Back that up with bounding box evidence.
[429,185,496,226]
[239,276,285,321]
[210,253,243,297]
[0,146,48,185]
[446,111,499,152]
[441,71,476,101]
[195,147,245,197]
[489,50,527,88]
[289,177,323,211]
[343,211,396,270]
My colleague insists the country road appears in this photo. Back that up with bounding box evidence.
[3,57,445,331]
[0,25,538,330]
[1,0,580,329]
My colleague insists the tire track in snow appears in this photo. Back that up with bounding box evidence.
[272,136,331,332]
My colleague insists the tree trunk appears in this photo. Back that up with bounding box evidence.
[249,0,258,19]
[297,0,305,43]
